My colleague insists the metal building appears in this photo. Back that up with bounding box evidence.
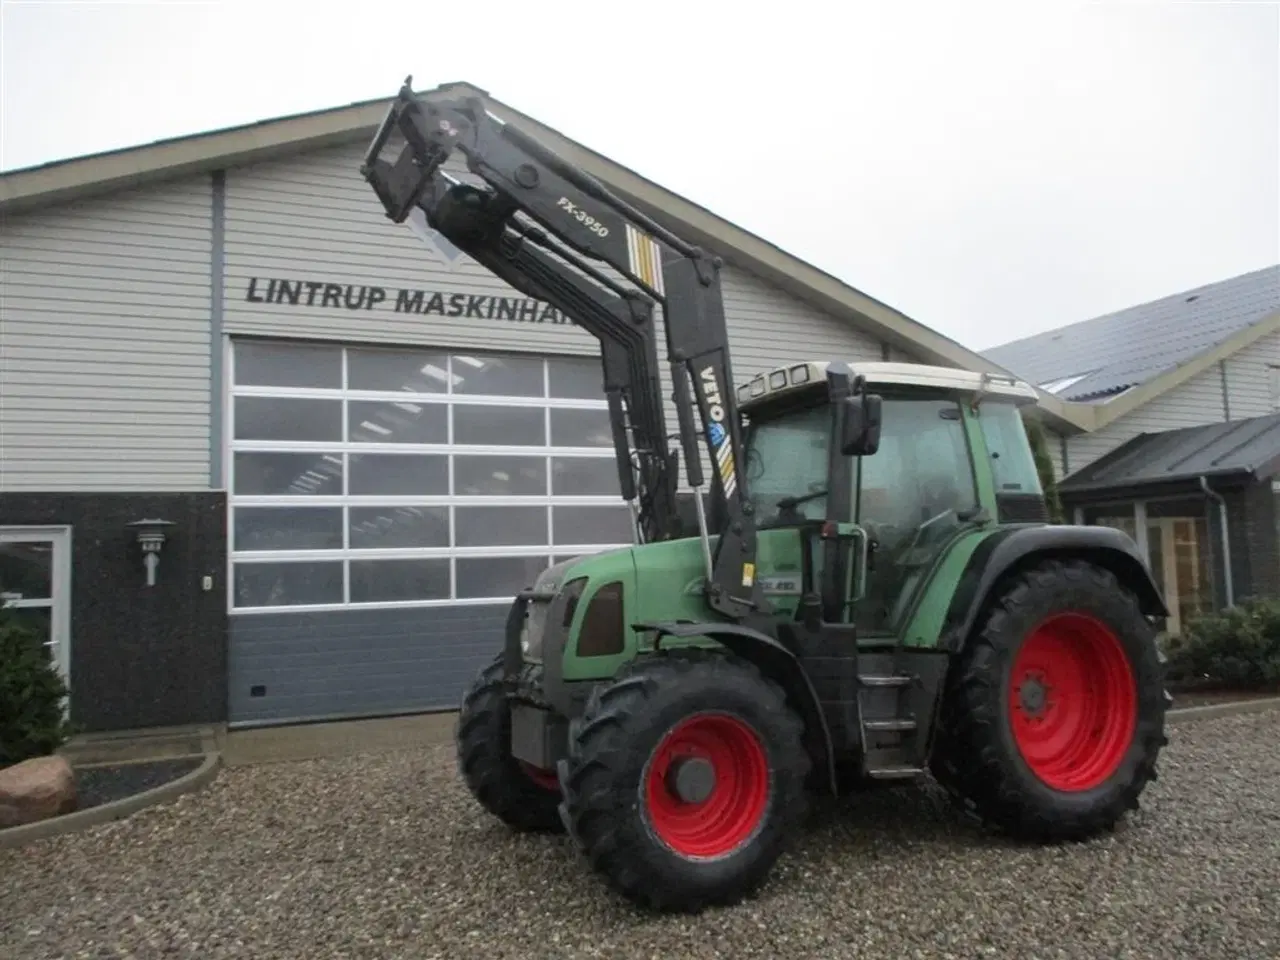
[0,81,1042,734]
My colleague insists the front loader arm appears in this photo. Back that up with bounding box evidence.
[416,173,680,544]
[361,78,766,622]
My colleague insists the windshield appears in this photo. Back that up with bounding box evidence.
[743,403,830,526]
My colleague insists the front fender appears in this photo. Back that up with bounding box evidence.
[941,524,1170,651]
[638,620,838,795]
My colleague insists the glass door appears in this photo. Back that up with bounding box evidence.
[0,527,72,698]
[1145,500,1215,637]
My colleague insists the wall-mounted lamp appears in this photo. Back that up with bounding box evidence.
[126,518,176,587]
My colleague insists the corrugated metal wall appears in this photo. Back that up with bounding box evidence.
[0,178,214,491]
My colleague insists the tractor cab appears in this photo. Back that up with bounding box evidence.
[736,361,1045,638]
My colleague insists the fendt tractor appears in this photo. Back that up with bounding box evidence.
[360,79,1172,913]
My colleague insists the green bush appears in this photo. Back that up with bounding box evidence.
[1163,596,1280,691]
[0,601,73,767]
[1021,413,1065,523]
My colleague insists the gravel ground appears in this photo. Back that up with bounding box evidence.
[2,711,1277,960]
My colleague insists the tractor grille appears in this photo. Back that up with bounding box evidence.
[996,493,1051,524]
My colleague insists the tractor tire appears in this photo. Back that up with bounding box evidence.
[557,650,810,913]
[456,652,565,834]
[931,558,1169,843]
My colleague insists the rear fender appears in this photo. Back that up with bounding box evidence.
[942,524,1170,652]
[638,620,838,795]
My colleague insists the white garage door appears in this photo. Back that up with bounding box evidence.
[225,337,633,725]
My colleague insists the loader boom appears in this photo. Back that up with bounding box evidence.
[361,78,766,621]
[410,171,681,544]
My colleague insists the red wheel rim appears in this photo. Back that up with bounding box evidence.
[519,761,560,792]
[643,713,770,858]
[1009,612,1137,792]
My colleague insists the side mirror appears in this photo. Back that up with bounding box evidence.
[841,394,882,456]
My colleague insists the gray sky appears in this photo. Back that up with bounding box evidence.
[2,0,1277,353]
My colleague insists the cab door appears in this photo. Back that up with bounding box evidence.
[851,393,981,640]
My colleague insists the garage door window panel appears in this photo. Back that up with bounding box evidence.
[348,506,450,550]
[234,506,344,552]
[453,404,546,447]
[549,356,607,400]
[234,340,343,390]
[457,555,551,600]
[348,401,448,445]
[349,558,451,603]
[235,396,342,443]
[553,505,635,546]
[348,454,449,496]
[233,452,344,496]
[552,456,621,496]
[455,505,549,547]
[454,455,548,496]
[550,408,613,447]
[233,560,344,608]
[452,353,545,397]
[229,341,631,613]
[347,346,450,393]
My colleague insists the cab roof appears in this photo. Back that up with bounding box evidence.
[736,360,1040,410]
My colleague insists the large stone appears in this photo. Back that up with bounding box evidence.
[0,755,77,829]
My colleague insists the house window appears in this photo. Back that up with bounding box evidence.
[227,340,631,612]
[1269,365,1280,412]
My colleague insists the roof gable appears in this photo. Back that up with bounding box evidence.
[982,264,1280,402]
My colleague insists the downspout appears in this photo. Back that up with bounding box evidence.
[1198,475,1234,608]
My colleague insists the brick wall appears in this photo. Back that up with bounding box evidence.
[1236,481,1279,601]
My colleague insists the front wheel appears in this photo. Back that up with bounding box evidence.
[558,650,810,913]
[931,559,1169,843]
[456,652,565,834]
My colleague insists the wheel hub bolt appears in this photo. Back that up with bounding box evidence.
[666,756,716,804]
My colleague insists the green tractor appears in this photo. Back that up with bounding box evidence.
[361,79,1171,914]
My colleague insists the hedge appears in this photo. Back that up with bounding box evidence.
[1163,596,1280,692]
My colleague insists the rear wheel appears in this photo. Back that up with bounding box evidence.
[931,559,1168,842]
[456,652,565,834]
[558,650,810,912]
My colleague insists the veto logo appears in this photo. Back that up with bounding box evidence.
[699,365,738,497]
[700,365,725,426]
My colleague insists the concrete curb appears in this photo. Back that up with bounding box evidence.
[1166,696,1280,725]
[0,751,222,850]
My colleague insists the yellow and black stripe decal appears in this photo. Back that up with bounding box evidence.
[626,223,666,295]
[712,426,737,498]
